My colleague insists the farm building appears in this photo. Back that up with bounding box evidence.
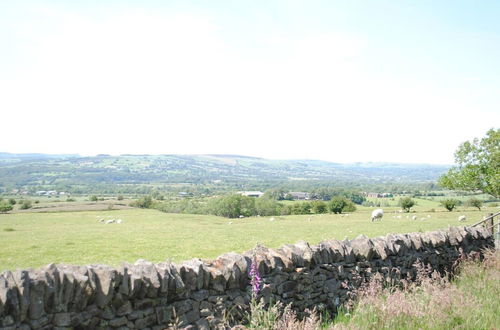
[289,192,310,200]
[239,191,264,198]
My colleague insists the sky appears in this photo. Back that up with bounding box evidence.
[1,1,499,164]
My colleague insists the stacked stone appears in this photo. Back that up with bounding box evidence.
[0,226,493,329]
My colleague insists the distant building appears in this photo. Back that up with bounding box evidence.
[365,192,393,198]
[239,191,264,198]
[289,192,310,200]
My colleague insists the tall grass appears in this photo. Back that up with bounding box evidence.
[242,249,499,329]
[332,249,499,329]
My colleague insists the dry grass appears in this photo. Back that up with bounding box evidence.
[239,249,500,329]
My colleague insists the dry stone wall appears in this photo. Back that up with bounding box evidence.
[0,226,494,329]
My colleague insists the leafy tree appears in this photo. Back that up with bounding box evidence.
[398,197,415,212]
[441,198,460,212]
[0,202,13,213]
[467,197,483,210]
[311,201,328,214]
[439,128,500,198]
[328,196,355,214]
[89,195,98,202]
[210,194,256,218]
[8,198,16,205]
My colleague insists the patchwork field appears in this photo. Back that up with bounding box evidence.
[1,206,496,272]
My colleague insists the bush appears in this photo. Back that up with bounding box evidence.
[8,198,16,205]
[292,202,312,215]
[209,194,256,218]
[311,201,328,214]
[254,197,281,216]
[131,195,154,209]
[467,197,483,210]
[329,196,356,214]
[117,195,124,201]
[398,197,415,212]
[0,203,13,213]
[19,200,32,210]
[441,198,460,211]
[89,195,98,202]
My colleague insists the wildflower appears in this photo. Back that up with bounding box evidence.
[249,258,262,296]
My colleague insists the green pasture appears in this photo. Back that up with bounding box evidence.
[0,207,496,272]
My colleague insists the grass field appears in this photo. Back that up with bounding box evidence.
[1,206,497,272]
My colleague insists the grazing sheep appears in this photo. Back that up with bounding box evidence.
[269,217,275,222]
[396,215,402,219]
[239,215,245,218]
[105,219,115,224]
[116,219,123,224]
[228,221,233,225]
[371,209,384,222]
[412,215,418,220]
[307,217,312,222]
[458,215,466,222]
[427,215,431,218]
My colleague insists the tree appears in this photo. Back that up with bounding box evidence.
[441,198,460,212]
[398,197,415,212]
[439,128,499,198]
[467,197,483,210]
[8,198,16,205]
[89,195,98,202]
[328,196,356,214]
[210,194,256,218]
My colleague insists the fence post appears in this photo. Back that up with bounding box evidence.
[487,213,494,235]
[496,222,500,249]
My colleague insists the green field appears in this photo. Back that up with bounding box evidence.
[1,206,496,272]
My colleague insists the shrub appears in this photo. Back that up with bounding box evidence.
[89,195,98,202]
[8,198,16,205]
[329,196,356,214]
[131,195,154,209]
[441,198,460,211]
[311,201,328,214]
[117,195,124,201]
[0,203,13,213]
[467,197,483,210]
[19,200,32,210]
[398,197,415,212]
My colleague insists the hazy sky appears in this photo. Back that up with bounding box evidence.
[1,1,499,164]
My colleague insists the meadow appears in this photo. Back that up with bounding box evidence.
[1,204,496,272]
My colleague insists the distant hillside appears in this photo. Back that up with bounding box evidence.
[0,153,450,194]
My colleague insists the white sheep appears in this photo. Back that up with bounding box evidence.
[412,215,418,220]
[105,219,115,224]
[458,215,466,222]
[116,219,123,224]
[239,215,245,218]
[269,217,275,222]
[371,209,384,222]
